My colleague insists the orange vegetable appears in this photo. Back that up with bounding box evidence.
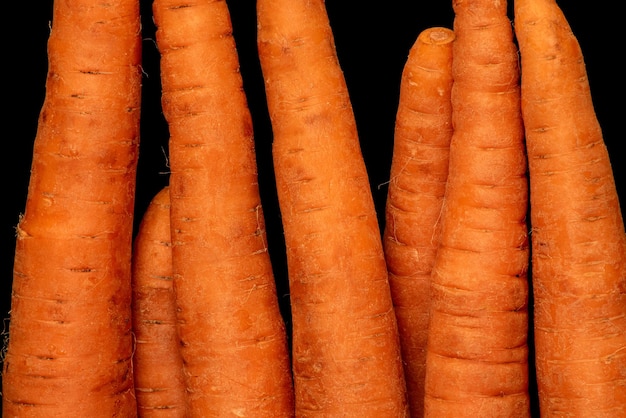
[423,0,531,416]
[152,0,295,415]
[1,0,142,415]
[131,186,188,416]
[514,0,626,415]
[383,26,455,417]
[257,0,409,415]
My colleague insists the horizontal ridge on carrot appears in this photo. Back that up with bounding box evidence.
[423,0,531,416]
[1,0,142,416]
[383,26,455,417]
[514,0,626,416]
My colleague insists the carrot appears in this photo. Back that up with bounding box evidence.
[131,186,188,416]
[257,0,408,415]
[422,0,531,416]
[152,0,295,415]
[383,26,455,417]
[1,0,142,416]
[514,0,626,415]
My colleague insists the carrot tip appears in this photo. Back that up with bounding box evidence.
[422,27,455,45]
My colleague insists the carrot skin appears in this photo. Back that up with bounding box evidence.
[1,0,142,416]
[131,186,188,417]
[514,0,626,416]
[152,0,295,416]
[257,0,409,416]
[423,0,531,416]
[383,26,455,418]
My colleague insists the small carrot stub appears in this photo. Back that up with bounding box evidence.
[423,0,531,416]
[131,186,188,416]
[514,0,626,416]
[383,26,454,417]
[153,0,295,416]
[1,0,142,416]
[257,0,408,416]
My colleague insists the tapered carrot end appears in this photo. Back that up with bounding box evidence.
[514,0,584,81]
[514,0,592,143]
[419,27,455,45]
[385,23,455,417]
[403,27,455,94]
[514,0,573,39]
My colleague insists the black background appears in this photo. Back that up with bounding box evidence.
[3,1,623,414]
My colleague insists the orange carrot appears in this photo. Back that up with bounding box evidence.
[514,0,626,416]
[152,0,295,415]
[131,186,188,416]
[1,0,142,416]
[422,0,531,416]
[383,26,455,417]
[257,0,408,415]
